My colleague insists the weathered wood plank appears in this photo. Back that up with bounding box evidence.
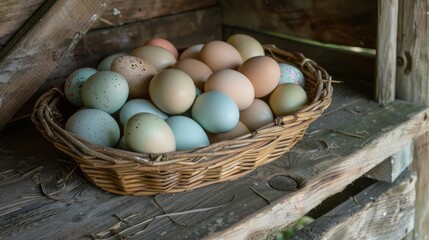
[365,142,413,182]
[220,0,377,48]
[94,0,217,28]
[397,1,429,239]
[291,170,415,239]
[0,0,112,128]
[375,0,398,104]
[0,84,428,239]
[0,0,46,46]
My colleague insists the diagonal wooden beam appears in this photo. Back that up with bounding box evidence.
[0,0,112,128]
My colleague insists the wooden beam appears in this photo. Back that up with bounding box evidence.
[365,142,413,182]
[0,0,112,128]
[376,0,398,104]
[397,1,429,239]
[291,170,415,239]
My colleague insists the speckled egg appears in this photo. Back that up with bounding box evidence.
[111,56,158,99]
[97,53,127,71]
[81,71,129,114]
[64,68,97,106]
[166,116,209,151]
[278,63,305,87]
[119,99,168,126]
[125,113,176,154]
[65,108,120,147]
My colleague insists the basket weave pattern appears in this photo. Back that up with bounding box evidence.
[32,45,333,195]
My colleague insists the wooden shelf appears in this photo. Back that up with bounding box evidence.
[0,84,428,239]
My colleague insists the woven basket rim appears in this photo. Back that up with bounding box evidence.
[31,44,333,167]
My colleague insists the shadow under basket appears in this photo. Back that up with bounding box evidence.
[31,45,333,195]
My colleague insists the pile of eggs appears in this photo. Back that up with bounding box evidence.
[63,34,307,154]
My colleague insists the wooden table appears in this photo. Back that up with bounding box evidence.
[1,84,427,239]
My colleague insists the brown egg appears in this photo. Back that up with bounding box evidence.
[111,56,157,99]
[149,69,196,114]
[208,121,250,143]
[227,34,265,61]
[240,99,274,131]
[239,56,280,98]
[204,69,255,110]
[200,41,243,72]
[145,38,179,60]
[179,44,204,60]
[131,45,176,72]
[173,59,212,90]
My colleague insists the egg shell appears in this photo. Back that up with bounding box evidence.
[110,56,158,99]
[179,44,204,60]
[119,99,168,126]
[81,71,129,114]
[65,109,120,147]
[204,69,255,110]
[200,41,243,72]
[64,68,97,106]
[145,38,179,59]
[208,121,250,143]
[269,83,308,116]
[192,91,239,134]
[226,34,265,61]
[131,45,176,72]
[279,63,305,87]
[239,56,280,98]
[125,113,176,154]
[149,69,196,114]
[166,116,209,151]
[240,99,274,131]
[173,59,212,90]
[97,53,127,71]
[117,136,130,151]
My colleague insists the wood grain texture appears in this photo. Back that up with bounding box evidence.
[93,0,217,28]
[0,0,112,128]
[397,1,429,239]
[375,0,398,104]
[0,0,46,46]
[220,0,377,48]
[291,170,415,239]
[365,142,413,182]
[0,84,428,239]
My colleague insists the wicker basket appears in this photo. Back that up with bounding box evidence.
[31,45,333,195]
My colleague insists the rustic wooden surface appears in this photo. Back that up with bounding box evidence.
[375,0,398,105]
[0,0,45,46]
[292,170,415,239]
[0,0,112,128]
[365,142,413,182]
[220,0,377,48]
[0,84,428,239]
[397,1,429,239]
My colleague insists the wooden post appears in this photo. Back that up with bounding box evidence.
[0,0,112,128]
[376,0,398,104]
[397,1,429,239]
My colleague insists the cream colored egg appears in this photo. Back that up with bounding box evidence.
[204,69,254,110]
[125,113,175,154]
[200,41,243,72]
[131,45,176,72]
[111,56,158,99]
[240,99,274,131]
[179,44,204,60]
[227,34,265,61]
[208,121,250,143]
[173,58,212,90]
[239,56,280,98]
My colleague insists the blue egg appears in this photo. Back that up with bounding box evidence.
[97,53,127,71]
[119,99,168,126]
[166,116,209,151]
[278,63,305,87]
[191,91,239,134]
[64,68,97,106]
[65,109,120,147]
